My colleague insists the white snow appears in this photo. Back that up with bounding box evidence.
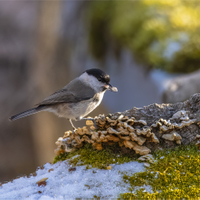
[0,161,145,199]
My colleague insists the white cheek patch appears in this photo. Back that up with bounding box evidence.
[79,72,105,92]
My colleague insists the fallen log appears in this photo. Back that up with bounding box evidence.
[55,93,200,156]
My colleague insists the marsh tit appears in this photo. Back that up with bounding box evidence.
[9,68,118,130]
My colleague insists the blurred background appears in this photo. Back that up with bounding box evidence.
[1,0,200,182]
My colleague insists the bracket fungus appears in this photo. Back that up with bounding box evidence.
[55,114,160,156]
[162,131,182,144]
[55,94,200,157]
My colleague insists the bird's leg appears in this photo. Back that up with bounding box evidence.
[69,119,77,131]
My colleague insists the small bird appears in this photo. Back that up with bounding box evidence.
[9,68,118,130]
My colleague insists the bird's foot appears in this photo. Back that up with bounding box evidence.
[72,127,77,132]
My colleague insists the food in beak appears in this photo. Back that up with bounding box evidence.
[105,84,118,92]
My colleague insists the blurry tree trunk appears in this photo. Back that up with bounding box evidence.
[30,1,64,165]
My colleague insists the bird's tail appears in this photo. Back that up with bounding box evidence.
[9,106,46,121]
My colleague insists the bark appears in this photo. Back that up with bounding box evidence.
[30,1,63,164]
[121,93,200,151]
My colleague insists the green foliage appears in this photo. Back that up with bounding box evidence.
[87,0,200,73]
[53,143,138,169]
[120,144,200,198]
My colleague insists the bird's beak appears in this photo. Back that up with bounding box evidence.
[105,84,118,92]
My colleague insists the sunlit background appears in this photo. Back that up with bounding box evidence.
[1,0,200,182]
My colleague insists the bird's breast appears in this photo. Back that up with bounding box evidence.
[48,92,105,120]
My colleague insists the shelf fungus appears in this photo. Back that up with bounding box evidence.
[55,104,199,157]
[162,131,182,144]
[123,140,151,155]
[138,154,155,163]
[55,114,158,156]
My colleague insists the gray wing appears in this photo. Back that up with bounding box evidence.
[38,78,96,106]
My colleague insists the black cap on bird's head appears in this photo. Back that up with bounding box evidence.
[85,68,118,92]
[85,68,110,84]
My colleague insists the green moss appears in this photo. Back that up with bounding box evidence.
[53,143,139,169]
[120,144,200,198]
[53,152,69,164]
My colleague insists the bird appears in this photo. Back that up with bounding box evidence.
[9,68,118,130]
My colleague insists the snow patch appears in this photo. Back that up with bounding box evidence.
[0,161,145,199]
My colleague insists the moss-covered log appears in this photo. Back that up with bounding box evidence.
[55,93,200,156]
